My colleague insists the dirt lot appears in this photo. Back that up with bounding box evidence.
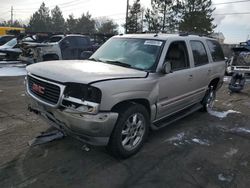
[0,76,250,188]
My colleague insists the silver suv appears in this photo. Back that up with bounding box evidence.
[26,34,225,158]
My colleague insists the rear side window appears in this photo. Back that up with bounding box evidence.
[190,41,208,66]
[206,40,225,62]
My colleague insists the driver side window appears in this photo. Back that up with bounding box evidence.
[165,41,190,71]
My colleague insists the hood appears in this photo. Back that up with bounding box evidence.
[26,60,147,84]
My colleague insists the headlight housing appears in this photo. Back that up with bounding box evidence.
[61,83,102,114]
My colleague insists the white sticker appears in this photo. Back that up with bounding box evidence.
[144,40,162,46]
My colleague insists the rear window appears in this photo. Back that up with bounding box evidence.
[206,40,224,62]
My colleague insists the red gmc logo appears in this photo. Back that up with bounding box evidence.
[32,83,45,94]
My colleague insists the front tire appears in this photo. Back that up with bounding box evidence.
[108,104,149,158]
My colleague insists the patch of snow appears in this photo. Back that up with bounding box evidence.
[0,67,26,76]
[21,93,25,97]
[192,138,210,146]
[208,109,240,118]
[82,144,90,152]
[218,173,233,182]
[164,132,185,143]
[0,60,21,64]
[230,127,250,134]
[0,128,6,132]
[224,148,238,158]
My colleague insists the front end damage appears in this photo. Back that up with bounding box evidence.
[25,74,118,146]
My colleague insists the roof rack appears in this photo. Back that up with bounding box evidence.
[179,32,213,38]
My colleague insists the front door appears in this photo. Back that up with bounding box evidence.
[157,40,195,119]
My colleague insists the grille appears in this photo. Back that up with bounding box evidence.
[28,75,61,105]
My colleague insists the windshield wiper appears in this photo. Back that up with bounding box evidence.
[104,60,131,68]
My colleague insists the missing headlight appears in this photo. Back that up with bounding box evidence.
[64,83,101,103]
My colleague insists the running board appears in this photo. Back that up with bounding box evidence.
[151,103,203,130]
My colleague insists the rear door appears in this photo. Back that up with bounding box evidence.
[76,37,92,58]
[60,36,78,59]
[185,40,211,101]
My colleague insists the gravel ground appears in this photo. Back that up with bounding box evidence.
[0,75,250,188]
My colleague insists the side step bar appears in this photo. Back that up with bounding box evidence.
[151,103,203,130]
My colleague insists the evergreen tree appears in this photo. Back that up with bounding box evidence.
[27,2,52,32]
[0,20,23,27]
[144,8,161,32]
[75,12,96,34]
[144,0,176,32]
[178,0,216,34]
[66,14,77,33]
[51,6,65,33]
[126,0,143,33]
[95,18,118,34]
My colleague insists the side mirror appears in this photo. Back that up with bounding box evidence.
[162,61,172,74]
[80,51,93,60]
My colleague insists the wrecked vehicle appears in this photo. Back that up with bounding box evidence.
[226,41,250,92]
[26,34,225,158]
[0,35,15,45]
[226,41,250,75]
[20,34,96,64]
[0,38,22,60]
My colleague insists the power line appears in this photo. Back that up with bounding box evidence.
[214,12,250,15]
[213,0,250,5]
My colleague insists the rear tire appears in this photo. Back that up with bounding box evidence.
[108,104,149,158]
[201,87,216,112]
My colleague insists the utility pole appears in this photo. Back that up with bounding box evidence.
[162,0,167,32]
[141,9,144,32]
[11,6,13,26]
[125,0,129,34]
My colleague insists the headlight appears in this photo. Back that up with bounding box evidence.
[63,83,101,103]
[61,84,102,114]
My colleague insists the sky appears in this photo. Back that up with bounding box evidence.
[0,0,249,44]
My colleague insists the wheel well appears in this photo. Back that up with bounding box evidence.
[111,99,151,118]
[209,78,220,89]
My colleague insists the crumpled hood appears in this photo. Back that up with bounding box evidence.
[26,60,147,84]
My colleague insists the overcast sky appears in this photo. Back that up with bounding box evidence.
[0,0,249,44]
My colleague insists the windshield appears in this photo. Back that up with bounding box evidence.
[90,37,164,71]
[1,38,17,48]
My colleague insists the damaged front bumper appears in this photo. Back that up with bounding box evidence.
[26,95,118,146]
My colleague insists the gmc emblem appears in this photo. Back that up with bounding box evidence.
[32,83,45,94]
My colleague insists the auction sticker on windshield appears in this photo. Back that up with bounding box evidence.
[144,40,162,46]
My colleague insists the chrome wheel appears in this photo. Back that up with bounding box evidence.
[206,90,215,111]
[121,113,145,151]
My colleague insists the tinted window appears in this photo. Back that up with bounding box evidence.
[190,41,209,66]
[206,40,225,62]
[48,36,63,43]
[165,41,189,71]
[77,37,90,47]
[62,36,78,48]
